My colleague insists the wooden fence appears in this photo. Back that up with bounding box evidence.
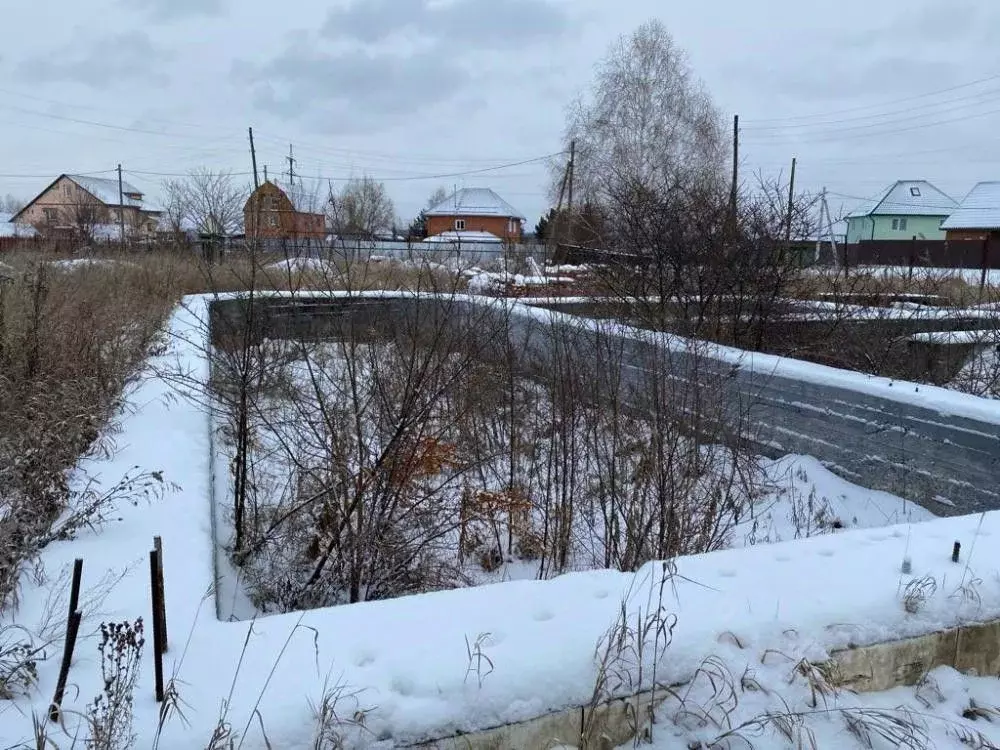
[842,239,1000,270]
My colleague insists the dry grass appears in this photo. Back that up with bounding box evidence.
[0,247,467,620]
[791,266,1000,307]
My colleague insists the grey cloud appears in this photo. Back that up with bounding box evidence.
[18,31,174,87]
[235,46,472,132]
[127,0,227,21]
[836,0,988,48]
[322,0,572,48]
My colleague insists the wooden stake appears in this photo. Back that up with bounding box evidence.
[68,558,83,621]
[49,610,82,721]
[153,536,168,653]
[150,549,165,702]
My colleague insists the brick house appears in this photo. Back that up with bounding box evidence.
[244,180,326,241]
[425,188,524,242]
[11,174,162,238]
[941,182,1000,242]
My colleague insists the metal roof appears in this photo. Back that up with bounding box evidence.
[425,188,525,220]
[845,180,957,218]
[68,175,146,208]
[940,181,1000,230]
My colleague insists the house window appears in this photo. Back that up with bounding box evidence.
[910,187,921,197]
[267,214,278,228]
[43,207,58,222]
[892,218,908,231]
[63,184,72,197]
[455,219,466,231]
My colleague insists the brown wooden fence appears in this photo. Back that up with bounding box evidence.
[0,236,80,254]
[842,239,1000,269]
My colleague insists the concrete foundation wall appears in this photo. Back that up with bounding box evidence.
[213,294,1000,517]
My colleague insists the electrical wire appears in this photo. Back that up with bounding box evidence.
[742,86,1000,132]
[742,73,1000,124]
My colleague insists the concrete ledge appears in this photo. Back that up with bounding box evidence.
[831,618,1000,692]
[408,620,1000,750]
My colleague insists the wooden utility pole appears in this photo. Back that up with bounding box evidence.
[730,115,739,218]
[784,156,797,246]
[248,127,260,191]
[287,144,296,186]
[566,140,576,244]
[263,165,268,183]
[117,164,126,249]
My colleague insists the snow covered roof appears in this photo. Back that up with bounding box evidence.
[68,175,146,208]
[940,181,1000,230]
[845,180,957,218]
[421,230,503,244]
[425,188,525,220]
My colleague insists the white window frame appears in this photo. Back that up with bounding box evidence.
[454,218,466,231]
[899,217,908,231]
[910,187,921,197]
[892,218,899,230]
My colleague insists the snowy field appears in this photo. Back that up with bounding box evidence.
[2,293,1000,750]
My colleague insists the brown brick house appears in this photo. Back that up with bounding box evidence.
[425,188,524,242]
[244,180,326,240]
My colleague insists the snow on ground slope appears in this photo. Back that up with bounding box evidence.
[0,294,998,750]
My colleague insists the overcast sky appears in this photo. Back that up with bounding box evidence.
[2,0,999,227]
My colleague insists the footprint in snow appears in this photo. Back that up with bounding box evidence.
[818,549,836,557]
[533,610,555,622]
[717,569,737,578]
[594,590,610,600]
[354,652,376,668]
[390,676,416,696]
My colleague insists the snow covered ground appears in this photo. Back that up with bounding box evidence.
[2,293,999,750]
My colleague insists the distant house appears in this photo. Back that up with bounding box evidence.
[940,182,1000,242]
[845,180,957,243]
[11,174,162,238]
[244,180,325,242]
[425,188,525,243]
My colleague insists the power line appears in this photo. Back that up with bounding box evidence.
[743,104,1000,144]
[124,152,563,182]
[742,86,1000,132]
[742,72,1000,124]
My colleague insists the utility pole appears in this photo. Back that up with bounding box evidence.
[784,156,797,246]
[263,165,268,183]
[248,127,260,191]
[730,114,739,219]
[566,139,576,245]
[117,164,126,250]
[287,144,296,186]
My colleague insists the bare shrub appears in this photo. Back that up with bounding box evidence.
[86,619,145,750]
[0,623,41,698]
